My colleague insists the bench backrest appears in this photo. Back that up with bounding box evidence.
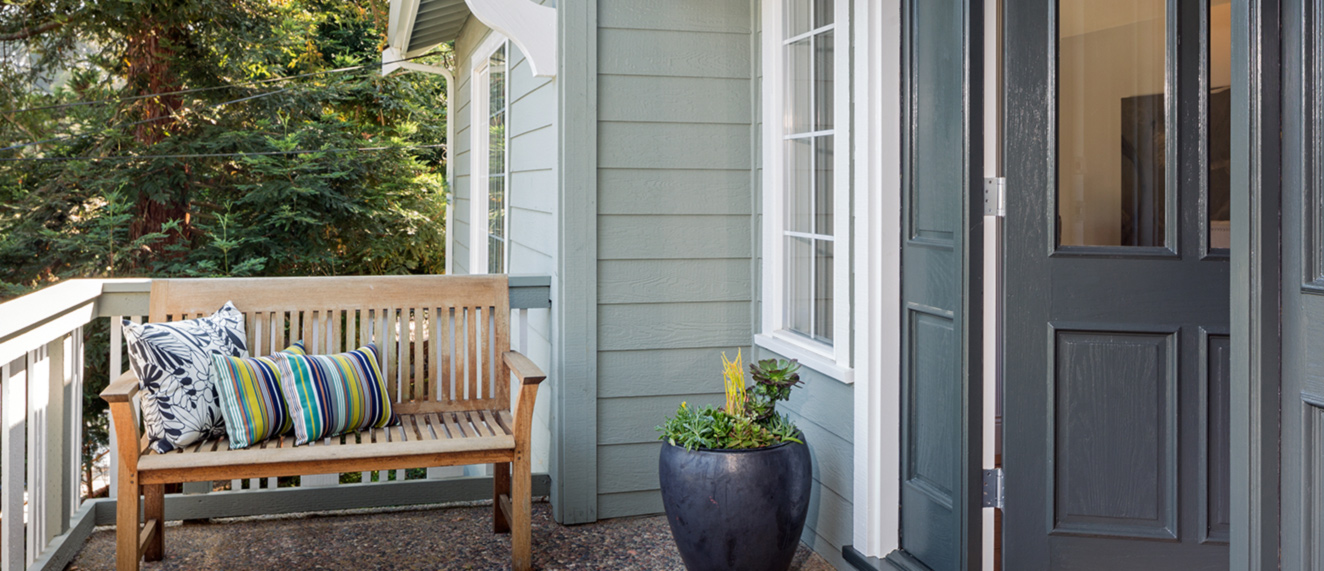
[147,275,511,413]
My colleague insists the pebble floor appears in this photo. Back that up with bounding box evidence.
[68,501,837,571]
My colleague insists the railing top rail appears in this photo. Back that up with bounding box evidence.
[0,279,101,341]
[1,276,550,351]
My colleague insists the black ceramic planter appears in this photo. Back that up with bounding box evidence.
[658,437,812,571]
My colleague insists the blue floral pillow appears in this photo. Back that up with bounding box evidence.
[122,302,249,453]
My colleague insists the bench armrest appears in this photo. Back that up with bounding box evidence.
[102,370,140,403]
[503,351,547,385]
[504,351,545,454]
[102,370,143,470]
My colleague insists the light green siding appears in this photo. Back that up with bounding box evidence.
[451,12,558,475]
[593,0,756,521]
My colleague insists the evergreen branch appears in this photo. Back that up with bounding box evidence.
[0,20,64,42]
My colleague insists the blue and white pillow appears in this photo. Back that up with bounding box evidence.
[122,302,249,453]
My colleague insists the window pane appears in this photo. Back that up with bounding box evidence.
[785,0,812,37]
[490,112,505,173]
[815,32,833,131]
[786,236,812,336]
[785,38,812,134]
[1058,0,1167,247]
[1208,0,1232,250]
[814,240,833,342]
[489,235,504,275]
[814,0,833,27]
[786,138,812,233]
[489,45,506,113]
[489,176,505,238]
[815,135,833,235]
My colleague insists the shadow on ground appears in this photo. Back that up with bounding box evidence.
[68,501,836,570]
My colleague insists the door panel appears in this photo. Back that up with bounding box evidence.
[1280,0,1324,567]
[1004,0,1231,568]
[893,0,983,569]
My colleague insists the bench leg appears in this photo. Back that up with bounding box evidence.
[143,484,165,561]
[494,462,512,533]
[116,468,140,571]
[512,449,532,571]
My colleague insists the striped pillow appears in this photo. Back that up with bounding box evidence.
[275,344,398,446]
[211,341,306,450]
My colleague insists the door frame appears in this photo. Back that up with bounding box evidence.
[1229,0,1281,568]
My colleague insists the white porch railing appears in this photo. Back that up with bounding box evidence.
[0,277,551,571]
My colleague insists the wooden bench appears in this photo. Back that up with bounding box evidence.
[101,275,546,571]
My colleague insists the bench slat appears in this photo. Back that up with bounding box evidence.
[137,414,520,473]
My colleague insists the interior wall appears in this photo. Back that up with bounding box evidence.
[1058,5,1165,246]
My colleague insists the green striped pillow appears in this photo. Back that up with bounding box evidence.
[211,341,306,450]
[275,344,398,446]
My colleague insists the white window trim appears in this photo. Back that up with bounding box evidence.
[469,33,510,275]
[850,0,902,558]
[757,0,853,383]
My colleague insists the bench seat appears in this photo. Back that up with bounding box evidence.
[101,275,545,571]
[133,410,517,482]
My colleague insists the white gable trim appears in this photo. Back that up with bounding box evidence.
[465,0,557,78]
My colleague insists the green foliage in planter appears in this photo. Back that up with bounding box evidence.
[658,357,804,451]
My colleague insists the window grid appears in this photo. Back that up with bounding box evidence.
[782,3,835,344]
[486,44,509,275]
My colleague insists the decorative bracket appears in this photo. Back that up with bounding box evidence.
[465,0,557,78]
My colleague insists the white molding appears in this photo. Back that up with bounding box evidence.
[754,333,854,383]
[851,0,902,557]
[981,0,1001,567]
[469,34,509,275]
[443,65,456,276]
[465,0,557,78]
[760,0,853,379]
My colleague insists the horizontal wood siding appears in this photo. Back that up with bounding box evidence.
[504,42,558,474]
[594,0,755,522]
[453,18,559,474]
[761,347,856,570]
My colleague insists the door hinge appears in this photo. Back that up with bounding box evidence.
[982,468,1004,509]
[983,177,1006,217]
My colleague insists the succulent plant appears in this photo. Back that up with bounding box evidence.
[656,356,803,450]
[744,358,801,421]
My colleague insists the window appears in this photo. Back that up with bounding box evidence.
[758,0,850,380]
[471,38,509,274]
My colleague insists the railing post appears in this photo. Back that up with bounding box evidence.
[68,329,83,518]
[42,336,71,544]
[2,357,27,571]
[108,317,122,500]
[27,345,49,564]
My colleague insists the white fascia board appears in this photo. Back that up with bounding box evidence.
[464,0,556,78]
[393,0,419,55]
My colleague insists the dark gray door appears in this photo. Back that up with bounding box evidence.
[1003,0,1231,568]
[890,0,983,569]
[1280,0,1323,567]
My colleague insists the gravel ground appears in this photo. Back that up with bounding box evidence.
[67,501,837,571]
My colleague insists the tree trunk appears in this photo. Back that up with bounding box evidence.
[125,21,191,248]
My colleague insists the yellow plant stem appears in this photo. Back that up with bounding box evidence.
[722,349,746,416]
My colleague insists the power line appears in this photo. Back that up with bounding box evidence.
[0,53,438,116]
[0,87,294,153]
[0,143,446,162]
